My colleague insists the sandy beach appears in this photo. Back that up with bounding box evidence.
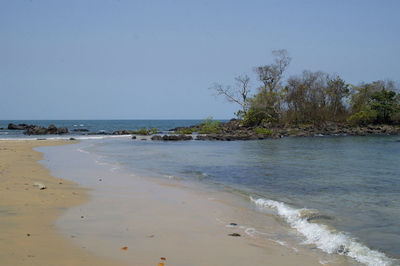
[0,139,350,266]
[0,140,120,266]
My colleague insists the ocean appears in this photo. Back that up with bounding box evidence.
[2,120,399,265]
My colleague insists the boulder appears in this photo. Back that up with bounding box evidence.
[151,135,192,141]
[8,123,32,130]
[24,125,68,135]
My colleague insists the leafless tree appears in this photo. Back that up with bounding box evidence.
[211,74,251,116]
[255,49,291,93]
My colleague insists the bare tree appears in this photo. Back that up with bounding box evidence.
[211,74,251,116]
[255,49,291,93]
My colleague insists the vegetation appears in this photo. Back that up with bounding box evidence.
[175,127,196,135]
[198,117,222,134]
[132,127,159,135]
[254,128,273,135]
[213,50,399,127]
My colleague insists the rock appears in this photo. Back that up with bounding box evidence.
[47,124,58,134]
[24,125,68,135]
[113,130,136,135]
[72,129,89,132]
[229,223,238,226]
[69,137,76,140]
[228,233,241,237]
[151,135,163,141]
[151,135,192,141]
[8,123,33,130]
[57,127,68,134]
[132,136,137,139]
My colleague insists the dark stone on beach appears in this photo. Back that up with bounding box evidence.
[229,223,238,226]
[81,216,84,219]
[72,128,89,132]
[132,136,137,139]
[228,233,241,237]
[69,138,76,140]
[27,233,30,237]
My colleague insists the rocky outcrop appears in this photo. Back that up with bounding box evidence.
[112,130,136,135]
[72,128,89,132]
[170,120,400,141]
[24,125,69,135]
[151,135,193,141]
[8,123,35,130]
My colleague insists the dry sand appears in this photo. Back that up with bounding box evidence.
[0,140,121,266]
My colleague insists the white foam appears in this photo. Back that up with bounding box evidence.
[250,197,395,266]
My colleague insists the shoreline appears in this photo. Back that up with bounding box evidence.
[0,140,120,265]
[40,140,352,265]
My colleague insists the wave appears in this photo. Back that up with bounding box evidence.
[250,196,396,266]
[0,135,132,141]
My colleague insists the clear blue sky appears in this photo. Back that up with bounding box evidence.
[1,0,399,119]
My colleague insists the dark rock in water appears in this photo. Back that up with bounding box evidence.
[8,123,34,130]
[151,135,192,141]
[57,127,68,134]
[69,138,76,140]
[132,136,137,139]
[228,233,241,237]
[24,125,69,135]
[113,130,136,135]
[47,124,58,134]
[72,129,89,132]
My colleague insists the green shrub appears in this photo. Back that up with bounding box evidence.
[176,128,195,134]
[198,117,222,134]
[254,128,273,135]
[132,127,159,135]
[347,108,377,125]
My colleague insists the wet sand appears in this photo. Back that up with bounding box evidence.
[41,141,351,266]
[0,140,121,266]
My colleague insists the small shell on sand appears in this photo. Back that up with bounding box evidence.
[33,182,47,190]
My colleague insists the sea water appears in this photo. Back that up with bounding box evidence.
[82,135,400,265]
[3,120,399,265]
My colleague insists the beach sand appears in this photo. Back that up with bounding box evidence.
[1,140,346,265]
[0,140,121,266]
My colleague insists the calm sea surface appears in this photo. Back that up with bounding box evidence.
[2,120,399,265]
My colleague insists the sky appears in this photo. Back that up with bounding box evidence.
[1,0,399,119]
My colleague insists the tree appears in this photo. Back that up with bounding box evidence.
[370,89,397,124]
[211,74,251,118]
[326,75,350,121]
[244,49,291,126]
[254,49,291,93]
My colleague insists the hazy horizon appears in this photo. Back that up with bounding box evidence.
[1,0,399,120]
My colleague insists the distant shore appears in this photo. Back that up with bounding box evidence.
[0,140,120,266]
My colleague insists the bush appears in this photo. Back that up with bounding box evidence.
[198,117,222,134]
[254,128,273,135]
[176,128,195,134]
[132,127,159,135]
[347,108,377,125]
